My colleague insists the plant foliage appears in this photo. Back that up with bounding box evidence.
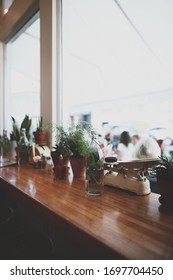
[68,123,91,158]
[52,126,71,158]
[155,155,173,180]
[36,116,43,131]
[11,115,32,144]
[0,134,10,153]
[86,156,104,182]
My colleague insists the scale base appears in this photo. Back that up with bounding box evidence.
[104,172,151,195]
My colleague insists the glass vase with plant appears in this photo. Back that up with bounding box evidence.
[85,130,104,195]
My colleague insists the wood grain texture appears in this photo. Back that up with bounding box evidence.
[0,166,173,259]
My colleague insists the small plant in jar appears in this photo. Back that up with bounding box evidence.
[85,130,104,195]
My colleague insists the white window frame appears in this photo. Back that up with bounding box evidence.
[0,0,62,136]
[3,13,40,131]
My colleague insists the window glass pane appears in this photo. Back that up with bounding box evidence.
[7,16,40,127]
[62,0,173,135]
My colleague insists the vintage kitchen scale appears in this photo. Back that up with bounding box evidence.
[104,157,159,195]
[29,144,52,167]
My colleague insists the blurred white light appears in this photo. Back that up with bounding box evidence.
[4,8,8,14]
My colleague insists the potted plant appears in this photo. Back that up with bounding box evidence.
[68,123,91,178]
[155,155,173,210]
[51,126,72,170]
[11,115,32,144]
[33,116,47,145]
[11,115,32,164]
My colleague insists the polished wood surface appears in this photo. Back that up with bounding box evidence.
[0,165,173,259]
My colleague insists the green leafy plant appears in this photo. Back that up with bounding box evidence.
[36,116,43,131]
[11,115,32,145]
[0,134,10,153]
[68,123,91,158]
[86,129,105,180]
[52,126,72,158]
[86,157,104,183]
[35,116,54,132]
[155,155,173,181]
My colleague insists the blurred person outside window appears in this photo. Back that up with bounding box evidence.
[104,132,116,157]
[157,139,165,156]
[131,134,141,146]
[117,131,134,161]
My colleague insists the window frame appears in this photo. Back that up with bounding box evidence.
[0,0,62,136]
[3,12,40,131]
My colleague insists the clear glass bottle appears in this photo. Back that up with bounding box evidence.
[85,131,104,196]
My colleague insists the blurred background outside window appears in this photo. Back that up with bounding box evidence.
[62,0,173,153]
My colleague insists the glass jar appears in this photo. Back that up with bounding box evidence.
[85,131,104,196]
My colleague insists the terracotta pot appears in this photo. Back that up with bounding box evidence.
[70,157,86,178]
[51,151,69,176]
[157,178,173,210]
[51,151,60,168]
[34,131,47,145]
[51,152,69,166]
